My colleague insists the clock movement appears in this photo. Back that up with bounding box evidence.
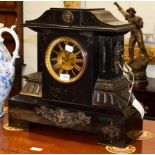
[45,36,87,84]
[8,8,143,147]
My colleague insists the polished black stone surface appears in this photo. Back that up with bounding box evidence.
[9,8,142,147]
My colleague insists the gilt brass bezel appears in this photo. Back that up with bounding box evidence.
[45,36,87,84]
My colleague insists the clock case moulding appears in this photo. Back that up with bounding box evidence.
[8,8,143,147]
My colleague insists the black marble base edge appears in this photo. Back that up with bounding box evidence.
[9,94,137,117]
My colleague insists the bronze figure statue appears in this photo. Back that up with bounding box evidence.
[114,2,149,87]
[114,2,148,63]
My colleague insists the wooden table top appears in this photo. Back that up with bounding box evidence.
[0,113,155,154]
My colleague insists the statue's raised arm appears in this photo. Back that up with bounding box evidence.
[114,2,129,19]
[114,2,142,28]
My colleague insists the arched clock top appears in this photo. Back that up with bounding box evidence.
[23,8,132,34]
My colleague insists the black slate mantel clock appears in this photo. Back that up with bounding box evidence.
[8,8,143,147]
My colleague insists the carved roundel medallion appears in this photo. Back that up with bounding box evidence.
[62,11,74,24]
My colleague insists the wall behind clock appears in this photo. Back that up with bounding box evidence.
[23,1,155,83]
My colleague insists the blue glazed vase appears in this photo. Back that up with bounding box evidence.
[0,23,19,117]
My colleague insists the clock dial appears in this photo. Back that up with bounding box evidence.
[45,37,87,83]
